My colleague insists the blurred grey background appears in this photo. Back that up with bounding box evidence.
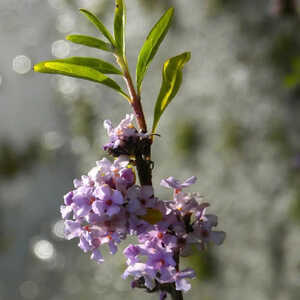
[1,0,300,299]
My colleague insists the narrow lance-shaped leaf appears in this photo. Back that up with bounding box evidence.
[114,0,126,55]
[79,9,116,46]
[38,57,122,75]
[152,52,191,134]
[136,7,174,94]
[34,61,129,100]
[66,34,113,52]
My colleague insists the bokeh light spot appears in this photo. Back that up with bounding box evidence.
[51,40,70,58]
[33,239,55,260]
[19,281,39,299]
[43,131,64,151]
[56,13,75,33]
[57,77,79,95]
[52,220,65,239]
[48,0,67,10]
[71,136,90,155]
[12,55,32,74]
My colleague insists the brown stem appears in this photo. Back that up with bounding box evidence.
[123,69,147,133]
[117,56,152,185]
[169,285,184,300]
[135,137,152,185]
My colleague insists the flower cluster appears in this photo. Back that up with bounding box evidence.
[103,114,140,157]
[122,176,225,293]
[61,115,225,298]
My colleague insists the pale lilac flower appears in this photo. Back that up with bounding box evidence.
[169,191,207,216]
[92,184,124,217]
[122,263,156,290]
[127,185,156,215]
[71,186,95,218]
[161,176,197,192]
[138,227,177,250]
[123,244,141,265]
[103,114,140,156]
[192,215,226,247]
[146,246,176,281]
[64,191,73,205]
[91,249,104,264]
[60,205,72,219]
[173,269,195,292]
[64,220,82,240]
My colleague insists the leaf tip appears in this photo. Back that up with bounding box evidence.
[168,7,175,14]
[33,63,43,73]
[65,35,72,41]
[185,51,191,61]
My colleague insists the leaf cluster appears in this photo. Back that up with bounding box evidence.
[34,0,191,133]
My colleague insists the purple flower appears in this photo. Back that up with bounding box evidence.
[71,186,95,218]
[103,114,140,156]
[146,246,176,281]
[127,185,156,216]
[161,176,197,192]
[64,191,73,205]
[60,205,73,219]
[168,192,207,216]
[91,249,104,264]
[88,156,135,192]
[138,227,177,250]
[173,269,195,292]
[122,263,156,290]
[123,244,141,265]
[186,213,226,249]
[64,220,82,240]
[92,184,124,217]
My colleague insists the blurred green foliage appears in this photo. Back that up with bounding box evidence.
[221,119,246,152]
[174,120,201,159]
[290,188,300,222]
[0,139,42,179]
[69,99,96,145]
[186,248,218,281]
[285,57,300,88]
[266,119,292,157]
[270,32,300,74]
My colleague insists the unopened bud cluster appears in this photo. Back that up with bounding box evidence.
[61,114,225,298]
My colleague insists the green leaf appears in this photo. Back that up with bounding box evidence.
[152,52,191,134]
[34,60,129,99]
[66,34,113,52]
[136,7,174,94]
[114,0,126,55]
[284,74,300,88]
[43,57,122,75]
[79,9,115,46]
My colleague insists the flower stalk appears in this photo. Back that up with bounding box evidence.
[34,2,226,300]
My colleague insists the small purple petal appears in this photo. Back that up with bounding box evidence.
[92,200,103,215]
[107,205,120,216]
[211,231,226,245]
[111,190,124,205]
[60,205,72,219]
[64,220,81,240]
[181,176,197,187]
[78,236,90,252]
[64,191,73,205]
[91,249,104,264]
